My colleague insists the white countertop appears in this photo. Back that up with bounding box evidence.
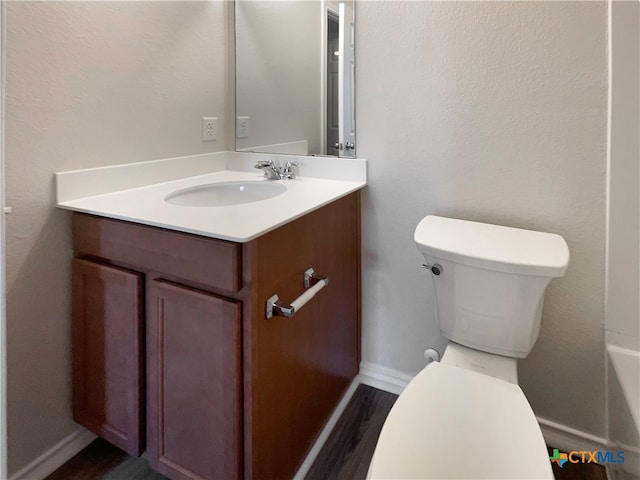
[56,152,367,242]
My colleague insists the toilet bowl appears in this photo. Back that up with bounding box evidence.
[367,216,570,480]
[368,343,553,479]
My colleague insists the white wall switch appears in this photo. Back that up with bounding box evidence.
[202,117,217,141]
[236,116,249,138]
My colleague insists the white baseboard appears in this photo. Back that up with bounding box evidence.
[608,441,640,479]
[536,416,610,453]
[537,421,639,478]
[10,377,357,480]
[11,364,635,480]
[359,361,631,467]
[359,361,412,395]
[10,381,359,480]
[293,377,361,480]
[8,428,96,480]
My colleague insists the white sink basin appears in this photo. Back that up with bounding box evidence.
[165,181,286,207]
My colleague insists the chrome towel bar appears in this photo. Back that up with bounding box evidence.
[266,268,329,319]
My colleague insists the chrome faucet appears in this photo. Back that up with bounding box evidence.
[254,160,282,180]
[254,160,300,180]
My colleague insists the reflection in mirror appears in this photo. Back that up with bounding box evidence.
[235,0,355,158]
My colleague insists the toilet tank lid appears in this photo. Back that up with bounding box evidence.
[414,216,569,277]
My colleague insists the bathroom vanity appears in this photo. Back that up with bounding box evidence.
[59,153,366,480]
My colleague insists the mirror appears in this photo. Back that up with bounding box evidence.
[235,0,355,158]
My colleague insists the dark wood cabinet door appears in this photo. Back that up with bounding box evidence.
[147,280,242,480]
[72,258,144,456]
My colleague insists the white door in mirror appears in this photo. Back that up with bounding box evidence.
[338,2,355,158]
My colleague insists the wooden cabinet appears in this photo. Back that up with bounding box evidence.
[71,259,143,456]
[71,192,361,480]
[247,192,361,480]
[146,280,242,480]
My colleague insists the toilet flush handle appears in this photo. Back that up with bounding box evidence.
[421,263,442,275]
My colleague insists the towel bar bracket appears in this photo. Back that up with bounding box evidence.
[266,268,329,319]
[266,294,292,319]
[304,268,329,289]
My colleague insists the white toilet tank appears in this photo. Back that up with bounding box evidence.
[415,216,569,358]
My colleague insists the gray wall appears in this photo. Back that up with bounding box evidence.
[5,1,231,474]
[235,1,322,153]
[4,0,619,474]
[607,0,640,350]
[607,0,640,468]
[356,1,608,437]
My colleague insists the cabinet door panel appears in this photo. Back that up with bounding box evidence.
[72,259,143,456]
[147,280,242,480]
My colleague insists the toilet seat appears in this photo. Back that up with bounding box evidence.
[368,362,553,479]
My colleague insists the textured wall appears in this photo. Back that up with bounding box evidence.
[4,0,615,473]
[5,1,230,473]
[236,1,322,153]
[607,0,640,349]
[356,1,608,437]
[607,0,640,470]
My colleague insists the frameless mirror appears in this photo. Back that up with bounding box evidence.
[235,0,355,158]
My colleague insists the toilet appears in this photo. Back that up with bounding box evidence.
[367,215,570,480]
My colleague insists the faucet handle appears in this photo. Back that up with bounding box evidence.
[284,161,299,179]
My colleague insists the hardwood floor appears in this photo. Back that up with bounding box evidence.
[304,385,398,480]
[43,438,163,480]
[46,384,608,480]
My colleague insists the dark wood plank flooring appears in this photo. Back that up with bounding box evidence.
[305,385,397,480]
[45,384,608,480]
[43,438,164,480]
